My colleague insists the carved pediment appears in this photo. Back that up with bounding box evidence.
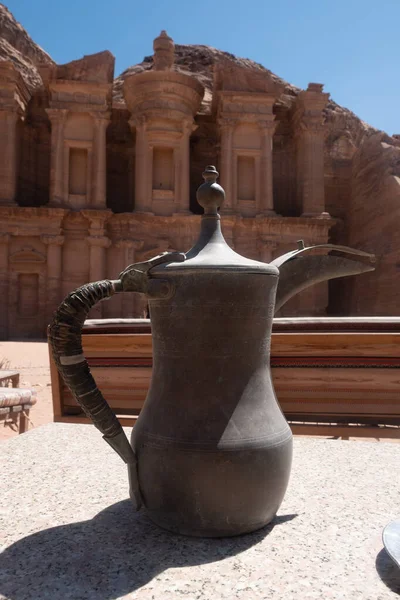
[10,247,46,264]
[212,60,284,118]
[55,51,115,84]
[213,60,284,96]
[0,61,31,111]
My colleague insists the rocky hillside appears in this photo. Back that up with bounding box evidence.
[0,3,53,91]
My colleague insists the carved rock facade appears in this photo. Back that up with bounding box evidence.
[0,7,399,338]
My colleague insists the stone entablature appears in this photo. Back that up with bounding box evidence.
[0,204,332,338]
[47,80,112,112]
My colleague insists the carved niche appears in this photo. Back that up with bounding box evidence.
[9,247,46,264]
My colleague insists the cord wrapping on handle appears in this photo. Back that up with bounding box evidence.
[48,280,122,439]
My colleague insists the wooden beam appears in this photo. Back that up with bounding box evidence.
[271,332,400,357]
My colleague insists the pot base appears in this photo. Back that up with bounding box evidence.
[145,511,277,538]
[130,434,293,538]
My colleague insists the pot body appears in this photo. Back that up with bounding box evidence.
[131,269,293,537]
[48,165,374,538]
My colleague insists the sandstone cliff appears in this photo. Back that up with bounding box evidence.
[342,132,400,315]
[0,3,53,91]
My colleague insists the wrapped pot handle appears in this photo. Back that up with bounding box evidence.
[48,251,185,509]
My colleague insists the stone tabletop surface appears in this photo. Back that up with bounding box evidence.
[0,423,399,600]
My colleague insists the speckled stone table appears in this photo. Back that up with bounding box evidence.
[1,424,399,600]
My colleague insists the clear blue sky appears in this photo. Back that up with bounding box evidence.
[7,0,399,135]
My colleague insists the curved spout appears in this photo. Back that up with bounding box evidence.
[271,243,376,314]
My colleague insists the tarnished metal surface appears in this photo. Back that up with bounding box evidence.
[383,519,400,568]
[48,165,376,537]
[273,249,375,313]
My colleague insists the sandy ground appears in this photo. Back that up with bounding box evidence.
[0,341,53,441]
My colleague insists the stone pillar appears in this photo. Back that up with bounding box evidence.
[258,239,278,263]
[258,120,277,216]
[296,122,329,217]
[41,234,64,327]
[131,117,151,213]
[219,119,235,212]
[0,111,19,206]
[0,234,10,339]
[115,239,144,317]
[293,83,330,218]
[87,235,111,318]
[177,120,193,213]
[46,108,68,207]
[92,113,109,209]
[173,146,181,211]
[296,284,328,317]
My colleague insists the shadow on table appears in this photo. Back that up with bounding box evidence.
[0,500,297,600]
[375,548,400,594]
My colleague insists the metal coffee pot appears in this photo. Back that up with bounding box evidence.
[49,166,375,537]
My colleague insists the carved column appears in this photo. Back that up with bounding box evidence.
[173,146,181,211]
[0,234,10,338]
[257,238,278,263]
[115,239,144,317]
[46,108,68,207]
[41,234,64,327]
[295,284,328,317]
[87,235,111,318]
[258,120,277,216]
[219,119,235,212]
[296,121,329,217]
[293,84,330,218]
[92,113,109,209]
[131,117,151,213]
[0,111,19,205]
[178,120,194,213]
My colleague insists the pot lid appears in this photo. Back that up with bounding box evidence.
[151,166,278,276]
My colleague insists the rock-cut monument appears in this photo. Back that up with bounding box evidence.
[0,4,399,338]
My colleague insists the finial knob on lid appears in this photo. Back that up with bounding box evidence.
[196,166,225,215]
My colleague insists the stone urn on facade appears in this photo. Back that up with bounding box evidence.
[49,166,375,537]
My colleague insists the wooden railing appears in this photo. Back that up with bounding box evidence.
[49,318,400,438]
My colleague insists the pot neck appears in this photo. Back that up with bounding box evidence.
[186,214,226,259]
